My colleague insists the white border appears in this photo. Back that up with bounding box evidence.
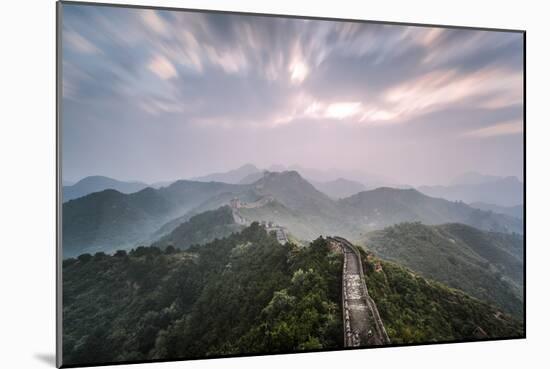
[1,1,548,369]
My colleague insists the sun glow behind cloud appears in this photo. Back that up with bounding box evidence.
[325,102,362,120]
[290,61,309,84]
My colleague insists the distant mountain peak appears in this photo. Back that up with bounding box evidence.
[249,169,335,213]
[63,175,148,202]
[73,175,144,186]
[76,175,111,183]
[84,188,124,199]
[238,163,259,171]
[277,170,302,178]
[357,186,424,197]
[193,164,261,184]
[255,170,309,185]
[419,173,523,207]
[449,171,519,186]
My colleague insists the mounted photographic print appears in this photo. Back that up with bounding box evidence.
[57,1,525,367]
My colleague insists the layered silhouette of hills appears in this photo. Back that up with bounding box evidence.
[62,180,243,257]
[470,202,523,220]
[192,164,261,184]
[62,170,522,257]
[63,176,148,202]
[418,172,523,207]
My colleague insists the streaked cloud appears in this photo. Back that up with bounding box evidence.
[61,3,524,185]
[64,30,100,54]
[204,46,249,74]
[464,120,523,138]
[148,54,178,80]
[379,67,523,124]
[140,9,169,36]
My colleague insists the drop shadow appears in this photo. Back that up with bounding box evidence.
[34,353,56,367]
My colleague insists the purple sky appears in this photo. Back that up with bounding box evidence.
[61,4,524,186]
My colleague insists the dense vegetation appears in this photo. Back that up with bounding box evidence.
[358,247,524,343]
[151,206,244,250]
[363,222,524,317]
[63,223,342,366]
[63,220,524,365]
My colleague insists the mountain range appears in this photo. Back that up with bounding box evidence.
[65,167,523,209]
[192,164,379,196]
[470,202,523,220]
[269,164,394,187]
[418,173,523,207]
[62,180,243,257]
[450,171,505,186]
[62,170,523,257]
[192,164,261,184]
[60,166,524,361]
[339,187,522,236]
[62,176,148,202]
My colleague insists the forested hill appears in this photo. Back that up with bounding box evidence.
[63,224,523,366]
[362,222,524,317]
[358,247,523,343]
[62,223,343,366]
[339,187,522,235]
[151,206,244,250]
[62,180,245,257]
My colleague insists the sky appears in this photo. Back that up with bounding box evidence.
[61,3,524,186]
